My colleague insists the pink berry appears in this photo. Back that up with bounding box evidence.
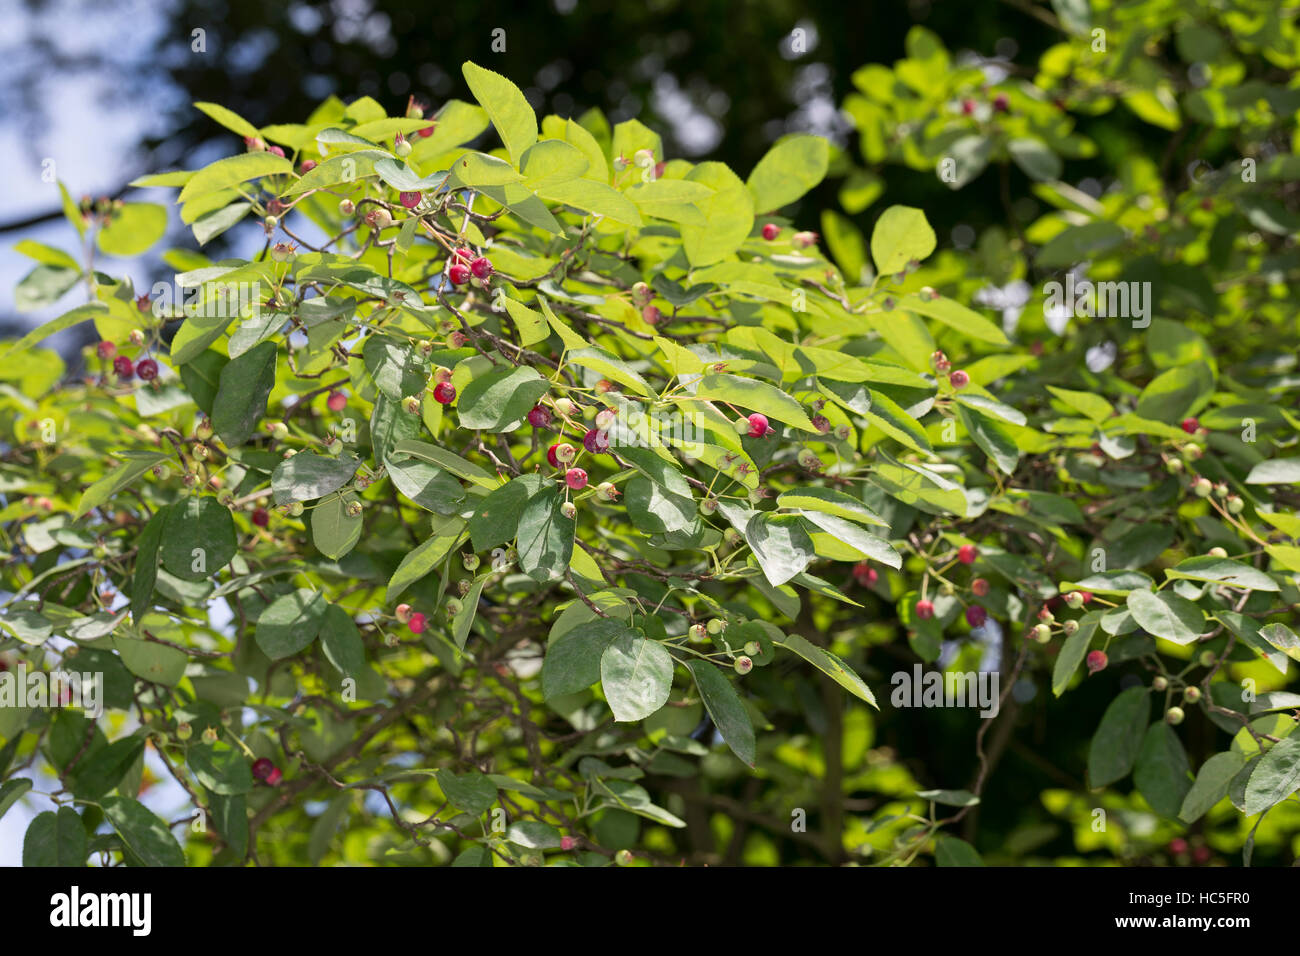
[448,263,471,285]
[470,257,493,279]
[327,391,347,412]
[746,413,769,438]
[1086,650,1108,674]
[1169,838,1188,855]
[761,223,780,241]
[433,382,456,405]
[566,468,588,490]
[136,358,159,381]
[400,191,421,209]
[1181,417,1199,434]
[965,605,987,628]
[300,159,317,173]
[852,562,877,587]
[916,600,935,620]
[958,544,977,564]
[395,604,413,624]
[252,758,280,785]
[528,405,551,428]
[113,356,134,379]
[560,836,576,851]
[408,612,427,634]
[949,370,970,389]
[642,305,661,325]
[961,98,976,115]
[267,145,285,157]
[251,508,269,528]
[971,578,990,597]
[96,340,116,360]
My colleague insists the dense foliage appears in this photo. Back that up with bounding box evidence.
[2,0,1299,866]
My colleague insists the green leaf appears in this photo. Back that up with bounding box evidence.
[1164,556,1278,592]
[188,743,254,796]
[1134,361,1213,423]
[745,512,816,587]
[692,373,817,432]
[867,388,932,454]
[516,483,574,583]
[160,495,237,581]
[23,807,86,867]
[1180,751,1247,823]
[386,524,465,602]
[1,304,107,360]
[600,633,674,722]
[935,836,985,867]
[271,453,360,504]
[96,203,167,257]
[1126,590,1205,645]
[502,297,551,347]
[77,450,169,517]
[194,101,262,139]
[1245,458,1300,485]
[457,365,549,432]
[777,633,877,707]
[211,340,277,447]
[799,510,901,568]
[70,736,146,800]
[1008,138,1063,181]
[15,265,79,312]
[1045,385,1113,423]
[311,492,363,560]
[686,661,756,767]
[469,475,538,552]
[904,295,1008,346]
[112,636,188,686]
[958,405,1019,475]
[776,488,887,527]
[0,779,33,823]
[542,619,629,700]
[1052,611,1102,696]
[1035,221,1126,268]
[1243,736,1300,815]
[870,205,936,275]
[390,439,497,489]
[462,61,537,167]
[177,349,229,413]
[451,576,486,651]
[255,589,328,660]
[435,769,498,816]
[682,161,754,267]
[1087,685,1150,786]
[746,134,829,212]
[386,455,466,513]
[1258,623,1300,663]
[1134,722,1192,818]
[320,604,366,677]
[101,796,186,866]
[178,152,293,204]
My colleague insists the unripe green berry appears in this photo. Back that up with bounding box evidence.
[561,501,577,519]
[1198,650,1217,668]
[1226,495,1244,515]
[688,624,708,643]
[1166,458,1184,474]
[1062,619,1079,635]
[700,498,717,515]
[1033,623,1052,643]
[743,641,761,656]
[1192,477,1213,497]
[1065,591,1084,609]
[202,726,219,744]
[1165,706,1185,725]
[176,722,193,741]
[1184,686,1202,703]
[615,849,634,866]
[339,198,355,216]
[289,501,304,517]
[1152,676,1168,691]
[445,598,463,617]
[1213,482,1229,499]
[268,421,289,440]
[462,553,480,571]
[707,619,726,635]
[734,656,753,675]
[1207,546,1227,558]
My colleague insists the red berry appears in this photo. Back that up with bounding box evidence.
[949,370,970,389]
[470,257,493,280]
[400,190,421,209]
[96,340,116,360]
[746,412,769,438]
[583,428,610,454]
[417,124,435,138]
[961,98,976,115]
[642,304,661,325]
[528,405,551,428]
[136,358,159,381]
[971,578,990,597]
[1086,650,1108,674]
[965,605,987,628]
[915,600,935,620]
[1192,845,1210,864]
[993,94,1009,112]
[433,382,456,405]
[408,612,427,634]
[251,508,269,528]
[448,263,471,285]
[761,223,780,241]
[113,356,135,379]
[566,468,588,490]
[958,544,977,564]
[1169,838,1188,855]
[300,159,317,172]
[327,391,347,412]
[852,562,877,587]
[252,758,281,785]
[811,414,830,433]
[1181,417,1199,434]
[547,443,561,468]
[560,836,577,851]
